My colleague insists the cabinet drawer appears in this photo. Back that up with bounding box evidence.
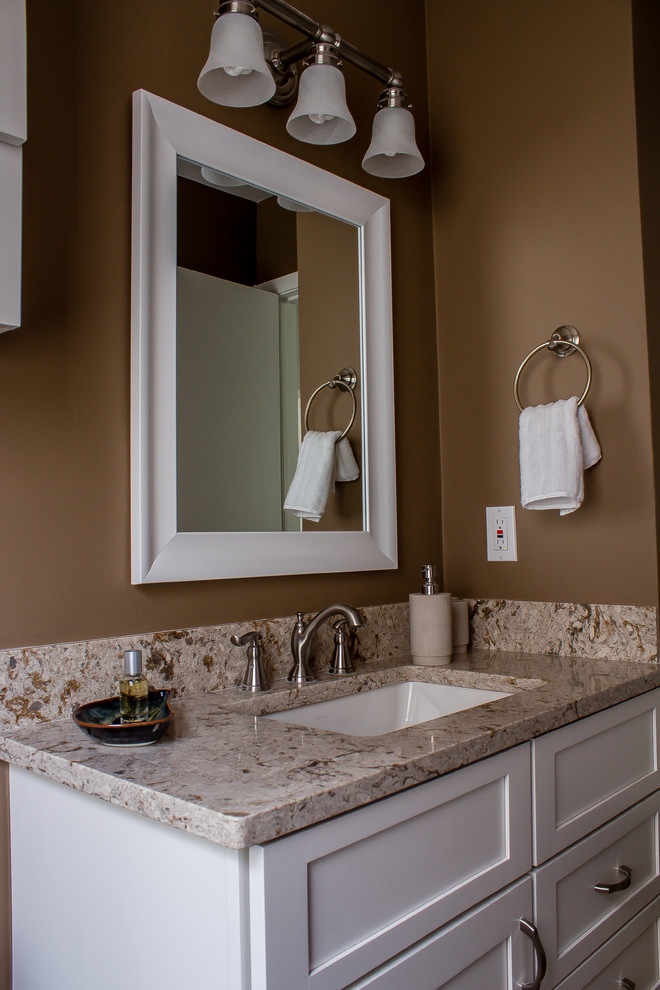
[347,878,536,990]
[534,791,660,986]
[554,894,660,990]
[533,689,660,864]
[250,744,531,990]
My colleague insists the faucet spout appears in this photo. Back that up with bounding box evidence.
[287,604,365,684]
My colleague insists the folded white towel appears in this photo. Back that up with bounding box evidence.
[283,431,342,522]
[519,396,601,514]
[335,437,360,482]
[284,432,361,522]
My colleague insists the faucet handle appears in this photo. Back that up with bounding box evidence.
[231,631,270,693]
[328,618,355,675]
[231,631,262,648]
[287,612,317,684]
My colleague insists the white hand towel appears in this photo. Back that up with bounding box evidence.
[283,431,341,522]
[519,396,601,514]
[335,437,360,482]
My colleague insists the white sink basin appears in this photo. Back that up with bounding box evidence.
[264,681,512,737]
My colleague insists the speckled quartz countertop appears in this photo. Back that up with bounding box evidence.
[1,649,660,849]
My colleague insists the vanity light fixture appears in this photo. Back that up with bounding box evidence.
[197,0,424,177]
[197,1,276,106]
[362,86,424,178]
[286,43,356,145]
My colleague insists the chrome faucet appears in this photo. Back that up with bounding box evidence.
[287,604,366,684]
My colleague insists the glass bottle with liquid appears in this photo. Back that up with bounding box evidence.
[119,649,149,722]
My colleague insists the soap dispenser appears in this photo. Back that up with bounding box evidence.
[409,564,452,666]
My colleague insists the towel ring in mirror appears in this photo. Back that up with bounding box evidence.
[514,326,592,412]
[304,367,358,441]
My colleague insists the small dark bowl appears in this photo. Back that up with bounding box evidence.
[73,690,174,747]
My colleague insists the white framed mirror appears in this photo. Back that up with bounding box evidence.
[131,90,396,583]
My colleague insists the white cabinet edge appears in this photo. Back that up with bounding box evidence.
[0,0,26,145]
[0,0,26,332]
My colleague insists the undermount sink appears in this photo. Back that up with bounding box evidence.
[264,681,512,737]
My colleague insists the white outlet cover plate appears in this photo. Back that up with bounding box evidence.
[486,506,518,561]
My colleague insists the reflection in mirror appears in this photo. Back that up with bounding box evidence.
[131,90,396,583]
[175,158,362,535]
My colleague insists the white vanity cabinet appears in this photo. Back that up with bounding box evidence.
[8,689,660,990]
[251,688,660,990]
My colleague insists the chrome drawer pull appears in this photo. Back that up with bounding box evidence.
[519,918,547,990]
[619,980,635,990]
[594,864,632,894]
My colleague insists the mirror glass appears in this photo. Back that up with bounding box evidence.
[175,157,362,534]
[131,91,396,583]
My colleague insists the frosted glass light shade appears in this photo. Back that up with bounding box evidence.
[200,165,245,187]
[286,64,356,145]
[197,12,276,107]
[362,106,424,178]
[276,195,314,212]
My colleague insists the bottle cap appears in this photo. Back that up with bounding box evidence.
[123,649,143,675]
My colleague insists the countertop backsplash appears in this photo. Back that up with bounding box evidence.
[469,599,657,662]
[0,599,656,729]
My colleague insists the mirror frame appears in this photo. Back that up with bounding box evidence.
[131,90,397,583]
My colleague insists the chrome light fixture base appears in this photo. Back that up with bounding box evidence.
[262,30,299,106]
[218,0,258,15]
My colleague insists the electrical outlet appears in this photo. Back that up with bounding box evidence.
[486,506,518,561]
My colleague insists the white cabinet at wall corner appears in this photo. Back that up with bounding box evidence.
[0,0,27,332]
[9,689,660,990]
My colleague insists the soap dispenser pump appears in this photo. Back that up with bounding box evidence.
[409,564,452,666]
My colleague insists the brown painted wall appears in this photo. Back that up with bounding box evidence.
[632,0,660,601]
[426,0,658,606]
[0,0,438,652]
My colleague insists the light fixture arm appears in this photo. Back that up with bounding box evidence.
[336,37,404,90]
[272,37,315,71]
[252,0,405,91]
[252,0,322,40]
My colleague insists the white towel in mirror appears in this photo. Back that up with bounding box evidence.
[284,432,360,522]
[335,437,360,482]
[284,431,342,522]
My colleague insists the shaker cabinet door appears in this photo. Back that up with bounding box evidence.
[348,879,537,990]
[532,688,660,864]
[250,744,531,990]
[553,893,660,990]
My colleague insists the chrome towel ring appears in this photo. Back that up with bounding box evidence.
[514,326,592,412]
[304,367,358,441]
